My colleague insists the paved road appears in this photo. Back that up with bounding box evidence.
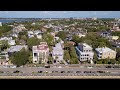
[0,66,120,76]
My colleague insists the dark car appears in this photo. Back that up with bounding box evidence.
[97,71,105,73]
[61,71,65,73]
[13,70,20,73]
[67,71,73,73]
[38,71,43,73]
[106,66,111,68]
[76,71,81,73]
[0,71,4,73]
[45,65,50,68]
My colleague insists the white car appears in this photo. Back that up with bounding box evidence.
[58,66,62,68]
[87,66,93,69]
[10,66,16,68]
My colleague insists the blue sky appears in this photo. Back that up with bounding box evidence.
[0,11,120,18]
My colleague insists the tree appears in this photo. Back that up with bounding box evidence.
[43,33,54,46]
[48,56,53,64]
[72,35,81,43]
[0,40,10,51]
[55,56,58,60]
[10,48,29,67]
[111,59,116,64]
[64,50,70,61]
[70,58,79,64]
[93,51,98,63]
[0,24,12,36]
[27,37,40,50]
[47,28,53,33]
[56,31,67,41]
[69,47,79,64]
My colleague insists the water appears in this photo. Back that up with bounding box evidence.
[0,19,34,24]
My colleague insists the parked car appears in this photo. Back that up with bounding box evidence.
[45,65,50,68]
[61,71,65,73]
[13,70,22,73]
[76,71,81,73]
[38,71,43,73]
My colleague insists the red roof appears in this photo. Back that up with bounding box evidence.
[37,45,48,50]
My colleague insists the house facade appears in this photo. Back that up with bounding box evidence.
[95,47,116,59]
[52,41,64,63]
[32,42,49,64]
[75,43,94,61]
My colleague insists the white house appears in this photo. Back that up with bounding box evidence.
[75,43,94,62]
[8,40,16,46]
[27,31,34,38]
[32,42,49,64]
[34,30,42,35]
[36,34,42,39]
[78,33,86,38]
[52,42,64,63]
[0,37,12,41]
[11,33,18,38]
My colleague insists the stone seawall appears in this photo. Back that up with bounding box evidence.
[0,76,120,79]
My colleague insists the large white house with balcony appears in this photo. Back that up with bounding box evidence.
[75,43,94,62]
[52,41,64,63]
[32,42,49,64]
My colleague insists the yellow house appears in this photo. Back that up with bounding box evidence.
[95,47,116,59]
[110,36,119,40]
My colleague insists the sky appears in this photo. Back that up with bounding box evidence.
[0,11,120,18]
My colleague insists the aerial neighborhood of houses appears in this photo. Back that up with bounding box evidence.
[1,17,120,68]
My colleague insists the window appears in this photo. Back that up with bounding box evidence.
[100,53,102,55]
[87,54,89,56]
[34,53,37,57]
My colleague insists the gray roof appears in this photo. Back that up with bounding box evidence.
[7,45,27,52]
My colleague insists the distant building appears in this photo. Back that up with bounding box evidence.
[52,41,64,63]
[27,31,34,38]
[100,31,111,38]
[8,40,16,46]
[92,17,97,20]
[95,47,116,59]
[111,23,120,31]
[36,34,42,39]
[0,22,2,26]
[75,43,94,61]
[0,37,12,41]
[32,42,49,64]
[77,33,86,38]
[109,36,119,40]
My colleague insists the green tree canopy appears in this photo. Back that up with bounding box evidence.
[27,37,40,50]
[56,31,67,41]
[11,48,29,67]
[43,33,54,46]
[0,24,12,36]
[64,50,70,61]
